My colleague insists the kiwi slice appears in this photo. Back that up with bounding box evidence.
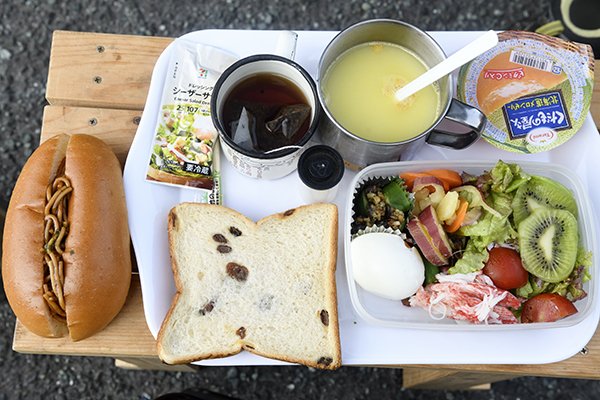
[512,176,578,226]
[518,209,578,283]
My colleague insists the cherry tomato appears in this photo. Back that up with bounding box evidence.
[482,247,529,290]
[521,293,577,323]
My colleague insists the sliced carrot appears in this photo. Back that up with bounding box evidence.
[445,199,468,233]
[400,169,462,192]
[399,172,429,190]
[423,169,463,190]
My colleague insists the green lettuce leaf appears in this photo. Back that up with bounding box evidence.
[449,161,527,275]
[576,248,593,283]
[448,241,489,274]
[515,275,548,298]
[489,192,513,217]
[457,211,516,252]
[515,280,533,298]
[489,160,530,194]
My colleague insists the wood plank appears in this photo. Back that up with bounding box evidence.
[40,105,140,166]
[468,384,493,390]
[402,368,513,390]
[42,31,600,129]
[115,357,197,372]
[46,31,172,110]
[404,338,598,379]
[13,276,157,358]
[405,348,599,380]
[14,275,600,378]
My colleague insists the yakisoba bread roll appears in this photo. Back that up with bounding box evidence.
[2,134,131,340]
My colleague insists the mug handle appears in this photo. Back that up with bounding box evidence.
[273,31,299,60]
[426,99,487,149]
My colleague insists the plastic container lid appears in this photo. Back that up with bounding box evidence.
[457,30,595,154]
[298,145,344,190]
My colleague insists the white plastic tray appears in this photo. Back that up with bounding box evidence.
[123,29,600,365]
[345,160,598,330]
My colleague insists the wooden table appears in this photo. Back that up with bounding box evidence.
[12,30,600,390]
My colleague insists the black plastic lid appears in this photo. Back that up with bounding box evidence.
[298,145,344,190]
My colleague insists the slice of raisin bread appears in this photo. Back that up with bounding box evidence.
[157,203,341,370]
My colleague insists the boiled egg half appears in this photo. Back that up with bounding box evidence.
[351,232,425,300]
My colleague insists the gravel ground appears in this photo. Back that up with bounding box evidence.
[1,0,600,399]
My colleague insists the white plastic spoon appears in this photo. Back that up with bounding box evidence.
[394,30,499,103]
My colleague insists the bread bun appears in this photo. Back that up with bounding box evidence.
[2,134,131,341]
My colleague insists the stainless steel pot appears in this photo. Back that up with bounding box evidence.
[317,19,487,168]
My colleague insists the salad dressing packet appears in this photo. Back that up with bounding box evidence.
[146,40,238,204]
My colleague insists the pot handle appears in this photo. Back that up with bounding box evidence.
[426,99,487,149]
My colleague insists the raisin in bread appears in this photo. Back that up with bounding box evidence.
[157,203,341,370]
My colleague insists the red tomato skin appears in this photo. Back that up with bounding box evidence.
[482,247,529,290]
[521,293,578,323]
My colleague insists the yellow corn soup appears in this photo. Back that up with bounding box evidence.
[322,42,441,142]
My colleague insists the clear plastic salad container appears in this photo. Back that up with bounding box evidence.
[344,160,598,330]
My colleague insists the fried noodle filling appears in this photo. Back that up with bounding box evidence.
[42,174,72,322]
